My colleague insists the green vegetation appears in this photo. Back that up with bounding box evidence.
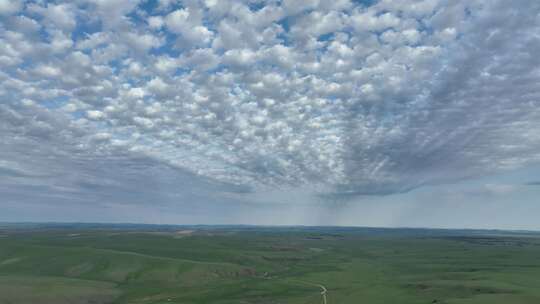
[1,225,540,304]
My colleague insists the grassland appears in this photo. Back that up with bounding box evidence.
[0,224,539,304]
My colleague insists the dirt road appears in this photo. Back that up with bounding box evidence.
[288,279,328,304]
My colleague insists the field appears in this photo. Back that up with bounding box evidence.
[1,224,540,304]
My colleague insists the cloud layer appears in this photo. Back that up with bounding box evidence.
[1,0,540,212]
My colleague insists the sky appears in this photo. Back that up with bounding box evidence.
[1,0,540,229]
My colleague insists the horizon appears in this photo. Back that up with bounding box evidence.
[2,221,540,233]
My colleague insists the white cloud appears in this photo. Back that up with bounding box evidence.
[165,9,191,32]
[165,8,214,47]
[349,11,401,32]
[282,0,319,16]
[146,77,171,96]
[182,48,220,71]
[86,110,105,120]
[290,10,346,38]
[10,15,41,33]
[381,29,422,46]
[133,116,154,129]
[38,3,76,31]
[49,29,74,53]
[93,0,140,28]
[33,64,62,78]
[1,0,540,210]
[222,48,258,67]
[124,32,163,52]
[148,16,164,29]
[153,55,180,74]
[0,0,22,16]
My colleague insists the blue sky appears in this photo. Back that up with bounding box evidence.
[1,0,540,229]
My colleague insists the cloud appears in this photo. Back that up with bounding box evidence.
[0,0,23,16]
[92,0,141,28]
[165,7,214,47]
[27,2,77,31]
[1,0,540,219]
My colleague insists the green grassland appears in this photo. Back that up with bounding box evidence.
[0,225,539,304]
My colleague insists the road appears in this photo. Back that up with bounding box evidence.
[317,283,327,304]
[288,279,328,304]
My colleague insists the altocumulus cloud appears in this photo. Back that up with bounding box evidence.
[1,0,540,219]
